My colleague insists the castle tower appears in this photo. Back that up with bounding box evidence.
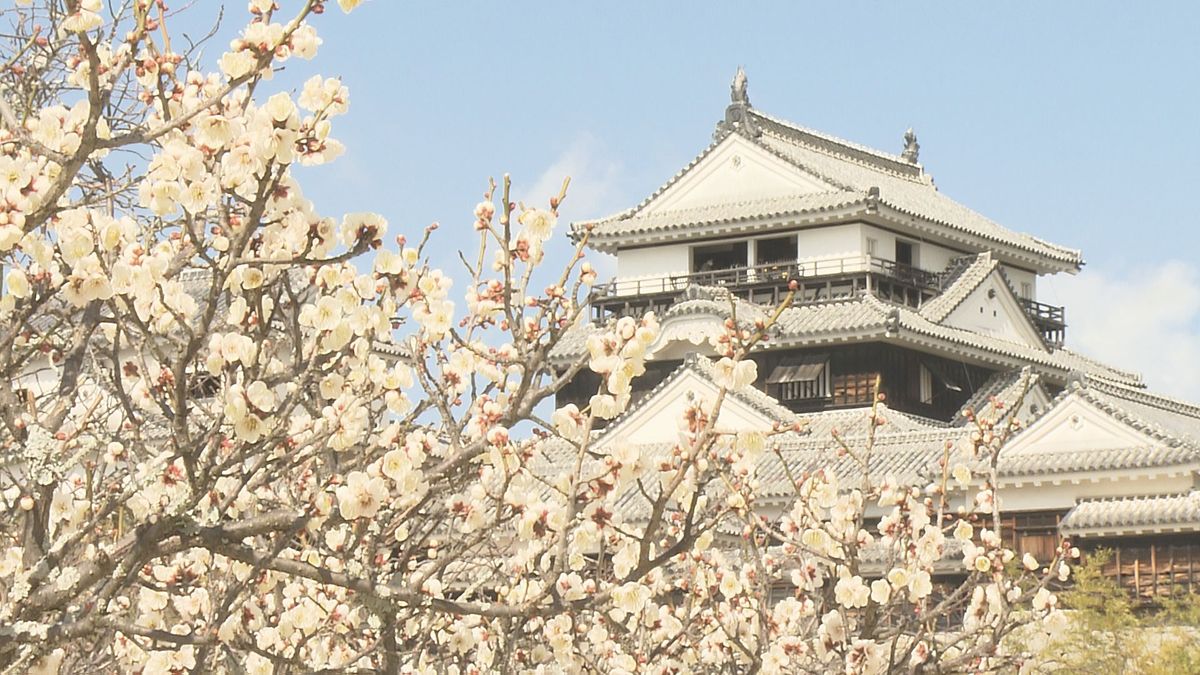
[550,70,1200,596]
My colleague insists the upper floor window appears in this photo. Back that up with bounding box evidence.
[865,237,878,257]
[1020,281,1033,299]
[754,235,797,266]
[895,240,918,267]
[692,241,747,273]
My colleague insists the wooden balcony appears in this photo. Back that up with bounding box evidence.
[590,256,943,321]
[1019,298,1067,347]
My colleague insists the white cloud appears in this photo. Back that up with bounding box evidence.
[528,134,623,219]
[1046,260,1200,401]
[529,134,626,278]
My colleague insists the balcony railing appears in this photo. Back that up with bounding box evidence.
[590,255,946,321]
[592,255,943,299]
[590,255,1069,346]
[1019,298,1067,347]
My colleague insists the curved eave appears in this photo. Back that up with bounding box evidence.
[1061,522,1200,538]
[998,459,1200,486]
[574,201,1083,276]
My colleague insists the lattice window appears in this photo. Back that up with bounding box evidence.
[832,372,877,406]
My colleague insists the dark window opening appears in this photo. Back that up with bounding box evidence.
[754,236,798,266]
[919,360,966,405]
[691,241,747,273]
[895,240,916,267]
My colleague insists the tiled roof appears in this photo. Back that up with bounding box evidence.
[556,290,1143,387]
[757,427,969,498]
[749,112,1083,269]
[999,445,1199,477]
[534,363,1200,530]
[1060,491,1200,537]
[547,318,603,362]
[771,297,891,337]
[952,368,1040,426]
[581,192,867,242]
[797,404,951,441]
[918,253,999,323]
[881,296,1141,386]
[574,106,1083,271]
[997,376,1200,478]
[1076,378,1200,448]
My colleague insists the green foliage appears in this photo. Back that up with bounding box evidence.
[1033,549,1200,674]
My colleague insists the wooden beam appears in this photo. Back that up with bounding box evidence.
[1151,545,1158,597]
[1190,545,1195,594]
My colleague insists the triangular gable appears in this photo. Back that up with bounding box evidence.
[593,359,790,449]
[1001,391,1165,461]
[941,270,1048,351]
[641,133,839,215]
[954,369,1051,427]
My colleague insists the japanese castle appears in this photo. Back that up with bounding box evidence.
[552,69,1199,599]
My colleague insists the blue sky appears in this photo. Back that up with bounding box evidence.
[199,2,1200,398]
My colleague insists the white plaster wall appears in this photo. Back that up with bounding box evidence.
[998,473,1196,512]
[1002,266,1038,300]
[616,244,691,281]
[945,275,1040,345]
[796,223,862,262]
[860,224,958,273]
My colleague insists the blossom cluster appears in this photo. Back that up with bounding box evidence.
[0,1,1073,673]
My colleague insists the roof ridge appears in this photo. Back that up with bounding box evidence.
[1082,377,1200,418]
[1051,348,1143,385]
[747,109,922,178]
[954,368,1040,426]
[685,353,801,423]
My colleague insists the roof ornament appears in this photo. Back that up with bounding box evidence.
[901,127,920,164]
[715,66,761,140]
[731,66,750,106]
[865,186,881,213]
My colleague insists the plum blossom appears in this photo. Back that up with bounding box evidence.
[335,471,388,520]
[713,357,757,390]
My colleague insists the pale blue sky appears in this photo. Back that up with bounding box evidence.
[199,2,1200,397]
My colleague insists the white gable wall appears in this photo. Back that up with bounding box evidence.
[594,370,777,448]
[943,273,1046,348]
[644,135,836,214]
[1005,394,1157,456]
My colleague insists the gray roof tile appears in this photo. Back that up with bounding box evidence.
[1061,491,1200,537]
